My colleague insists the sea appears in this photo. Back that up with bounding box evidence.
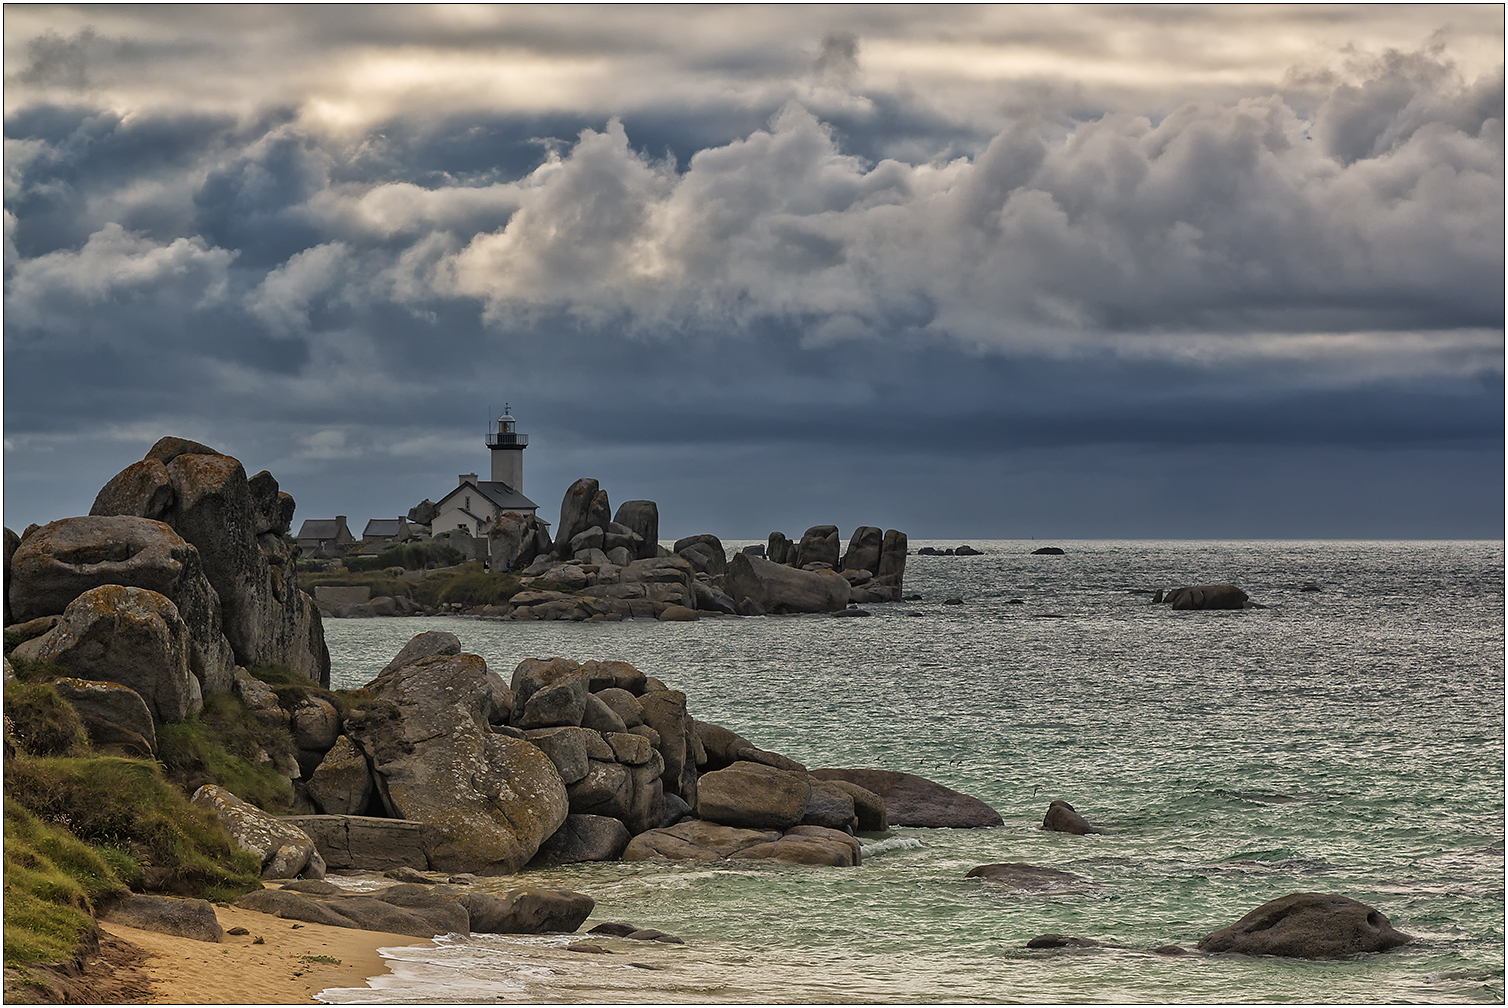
[313,540,1504,1005]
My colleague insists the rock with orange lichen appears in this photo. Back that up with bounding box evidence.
[347,652,568,874]
[92,437,328,686]
[13,584,202,721]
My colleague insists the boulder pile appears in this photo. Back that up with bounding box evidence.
[6,438,331,746]
[264,628,1003,874]
[472,478,908,620]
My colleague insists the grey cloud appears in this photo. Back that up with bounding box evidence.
[3,9,1501,538]
[432,55,1500,348]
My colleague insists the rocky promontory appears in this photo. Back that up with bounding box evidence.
[315,475,910,621]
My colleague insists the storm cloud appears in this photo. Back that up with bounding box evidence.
[4,6,1502,538]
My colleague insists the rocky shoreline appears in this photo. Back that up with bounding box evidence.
[3,438,1408,1002]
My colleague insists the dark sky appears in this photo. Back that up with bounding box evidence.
[4,5,1503,540]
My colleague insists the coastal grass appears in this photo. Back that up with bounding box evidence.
[2,803,130,968]
[154,693,296,812]
[3,680,90,758]
[344,541,461,573]
[4,754,262,899]
[413,570,526,608]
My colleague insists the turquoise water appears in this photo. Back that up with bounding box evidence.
[316,541,1504,1003]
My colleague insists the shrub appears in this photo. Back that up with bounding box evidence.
[428,571,525,608]
[408,571,457,608]
[3,681,89,758]
[346,541,460,573]
[3,756,261,899]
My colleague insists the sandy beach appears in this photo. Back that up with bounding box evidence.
[96,903,430,1005]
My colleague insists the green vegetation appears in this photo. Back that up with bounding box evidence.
[3,658,74,684]
[345,541,460,573]
[4,755,260,902]
[413,570,526,608]
[297,570,414,600]
[3,803,131,968]
[3,666,285,982]
[154,694,296,812]
[4,682,90,758]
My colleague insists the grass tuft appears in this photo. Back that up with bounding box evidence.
[2,804,128,967]
[154,694,296,812]
[4,681,90,757]
[4,755,262,898]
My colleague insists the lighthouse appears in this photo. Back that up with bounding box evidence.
[486,404,528,493]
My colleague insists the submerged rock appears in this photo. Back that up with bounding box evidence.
[1159,584,1250,610]
[966,863,1087,891]
[809,768,1002,828]
[1041,800,1099,835]
[1196,892,1412,959]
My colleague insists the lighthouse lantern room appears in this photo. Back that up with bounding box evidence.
[486,404,528,492]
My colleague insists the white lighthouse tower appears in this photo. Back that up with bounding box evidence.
[486,404,528,493]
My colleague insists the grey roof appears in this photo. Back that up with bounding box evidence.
[363,519,402,537]
[297,518,350,540]
[436,479,538,512]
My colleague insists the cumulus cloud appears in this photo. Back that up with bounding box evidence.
[6,222,234,334]
[432,65,1501,364]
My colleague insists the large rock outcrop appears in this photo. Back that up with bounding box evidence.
[724,553,850,614]
[346,652,567,874]
[91,438,328,685]
[793,525,840,569]
[7,515,237,696]
[840,527,882,575]
[14,585,203,721]
[1197,892,1412,958]
[487,511,552,572]
[673,535,726,578]
[696,761,811,831]
[553,478,601,558]
[613,501,660,560]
